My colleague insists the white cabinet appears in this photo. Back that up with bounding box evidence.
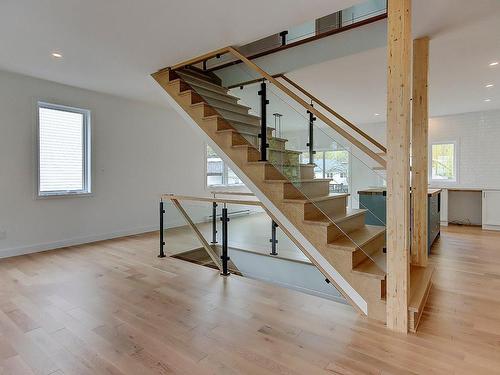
[482,190,500,231]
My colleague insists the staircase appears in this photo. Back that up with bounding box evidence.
[153,64,432,328]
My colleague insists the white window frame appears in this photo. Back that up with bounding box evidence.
[429,140,458,185]
[36,102,92,198]
[205,144,244,188]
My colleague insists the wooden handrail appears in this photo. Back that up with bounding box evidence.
[162,46,387,168]
[278,75,387,154]
[163,194,261,206]
[209,191,255,197]
[170,47,231,71]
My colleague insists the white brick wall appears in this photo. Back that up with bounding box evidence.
[359,108,500,189]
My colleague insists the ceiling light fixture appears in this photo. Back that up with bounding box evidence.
[489,61,499,67]
[51,52,62,58]
[484,98,492,102]
[485,84,494,88]
[374,113,380,116]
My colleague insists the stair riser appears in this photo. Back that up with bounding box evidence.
[192,104,217,118]
[351,233,386,268]
[264,164,300,181]
[304,196,348,220]
[282,181,330,199]
[300,165,315,180]
[269,150,299,166]
[325,214,367,242]
[168,79,191,95]
[268,138,287,150]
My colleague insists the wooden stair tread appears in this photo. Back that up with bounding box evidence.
[203,114,260,128]
[203,107,261,124]
[408,265,434,313]
[282,193,349,204]
[328,225,385,250]
[191,98,252,113]
[267,148,301,155]
[176,72,230,94]
[247,161,311,168]
[303,208,367,226]
[179,88,240,105]
[216,128,273,138]
[264,178,332,184]
[352,252,386,279]
[177,68,219,84]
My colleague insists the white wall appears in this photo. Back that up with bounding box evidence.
[358,108,500,189]
[0,70,209,258]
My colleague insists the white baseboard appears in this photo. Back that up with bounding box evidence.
[482,224,500,231]
[0,225,158,259]
[441,221,449,226]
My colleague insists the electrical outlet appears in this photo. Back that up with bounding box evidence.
[0,229,6,240]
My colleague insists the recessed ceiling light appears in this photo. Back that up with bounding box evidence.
[490,61,499,67]
[374,113,380,116]
[51,52,62,58]
[484,98,492,102]
[485,84,494,88]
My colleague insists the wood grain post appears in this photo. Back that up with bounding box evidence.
[386,0,412,333]
[411,37,430,267]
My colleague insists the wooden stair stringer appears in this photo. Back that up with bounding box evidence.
[152,69,386,322]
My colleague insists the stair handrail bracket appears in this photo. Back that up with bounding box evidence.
[156,46,386,168]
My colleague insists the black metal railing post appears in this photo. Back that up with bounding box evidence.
[158,200,166,258]
[279,30,289,46]
[306,103,317,164]
[211,201,218,244]
[269,220,279,256]
[258,80,269,162]
[220,205,230,276]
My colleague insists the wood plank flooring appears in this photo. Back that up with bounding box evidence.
[0,225,499,374]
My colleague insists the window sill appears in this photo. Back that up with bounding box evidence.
[36,192,93,200]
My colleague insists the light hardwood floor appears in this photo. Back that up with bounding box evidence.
[0,225,499,374]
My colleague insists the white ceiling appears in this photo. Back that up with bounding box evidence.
[288,0,500,124]
[0,0,356,104]
[1,0,499,121]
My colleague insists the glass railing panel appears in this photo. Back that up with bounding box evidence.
[162,199,224,271]
[215,62,388,274]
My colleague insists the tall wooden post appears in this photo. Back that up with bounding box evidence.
[411,37,430,267]
[386,0,412,333]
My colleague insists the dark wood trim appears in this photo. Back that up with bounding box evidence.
[207,13,387,72]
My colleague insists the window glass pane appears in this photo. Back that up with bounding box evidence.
[206,145,243,186]
[39,107,85,193]
[227,167,242,185]
[431,143,455,181]
[324,150,349,193]
[301,152,323,178]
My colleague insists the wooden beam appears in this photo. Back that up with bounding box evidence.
[411,37,430,267]
[386,0,412,333]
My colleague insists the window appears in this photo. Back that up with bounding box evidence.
[206,145,243,186]
[430,142,457,183]
[301,149,349,193]
[37,102,91,197]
